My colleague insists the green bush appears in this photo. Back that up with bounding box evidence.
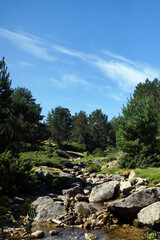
[62,141,86,152]
[86,162,101,173]
[119,152,160,169]
[92,148,105,157]
[0,151,33,195]
[20,151,66,169]
[56,149,70,159]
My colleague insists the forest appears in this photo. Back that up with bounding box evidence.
[1,57,160,196]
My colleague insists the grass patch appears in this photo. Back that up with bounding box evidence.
[135,168,160,184]
[20,151,66,169]
[98,166,120,175]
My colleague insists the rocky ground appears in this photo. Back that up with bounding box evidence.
[1,159,160,239]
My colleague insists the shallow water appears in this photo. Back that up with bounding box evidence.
[44,228,109,240]
[32,223,146,240]
[32,223,109,239]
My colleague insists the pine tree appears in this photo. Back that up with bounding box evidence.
[0,57,13,152]
[47,106,72,146]
[117,96,160,168]
[71,111,87,144]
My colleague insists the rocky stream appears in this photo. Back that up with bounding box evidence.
[2,159,160,239]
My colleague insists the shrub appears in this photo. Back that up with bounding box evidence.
[20,151,66,169]
[0,151,33,195]
[92,148,105,157]
[86,162,101,173]
[119,152,160,169]
[62,141,86,152]
[56,149,70,159]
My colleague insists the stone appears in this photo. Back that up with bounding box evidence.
[90,173,96,178]
[89,181,119,203]
[138,202,160,227]
[31,196,66,222]
[83,220,92,229]
[62,184,84,200]
[135,186,148,192]
[31,230,45,238]
[75,193,88,202]
[135,177,148,186]
[35,168,51,177]
[74,202,96,217]
[49,230,59,236]
[120,181,134,192]
[108,187,160,221]
[97,174,106,178]
[128,170,135,180]
[85,233,97,240]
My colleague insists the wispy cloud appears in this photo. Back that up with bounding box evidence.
[1,28,159,93]
[20,61,33,67]
[51,74,91,89]
[0,28,56,61]
[94,59,159,91]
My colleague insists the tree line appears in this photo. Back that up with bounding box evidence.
[1,57,160,169]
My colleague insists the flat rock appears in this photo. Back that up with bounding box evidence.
[31,230,45,238]
[31,196,66,222]
[89,181,119,203]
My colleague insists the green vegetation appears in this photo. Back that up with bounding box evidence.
[1,58,160,199]
[98,166,120,175]
[135,168,160,184]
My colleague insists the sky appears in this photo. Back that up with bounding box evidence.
[1,0,160,120]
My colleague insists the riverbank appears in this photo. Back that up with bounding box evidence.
[1,157,160,239]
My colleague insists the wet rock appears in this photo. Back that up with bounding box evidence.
[89,181,119,203]
[31,196,66,222]
[75,202,96,217]
[138,202,160,227]
[31,230,45,238]
[83,220,92,229]
[108,187,160,221]
[85,233,97,240]
[49,230,59,236]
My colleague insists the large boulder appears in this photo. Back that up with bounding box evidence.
[31,196,66,222]
[108,187,160,221]
[89,181,119,203]
[138,202,160,228]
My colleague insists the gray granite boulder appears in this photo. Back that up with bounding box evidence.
[31,196,66,222]
[89,181,119,203]
[138,201,160,227]
[108,187,160,221]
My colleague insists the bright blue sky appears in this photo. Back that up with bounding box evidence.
[1,0,160,120]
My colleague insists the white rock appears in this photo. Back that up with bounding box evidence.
[138,202,160,226]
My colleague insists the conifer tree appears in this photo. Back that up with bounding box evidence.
[0,57,13,152]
